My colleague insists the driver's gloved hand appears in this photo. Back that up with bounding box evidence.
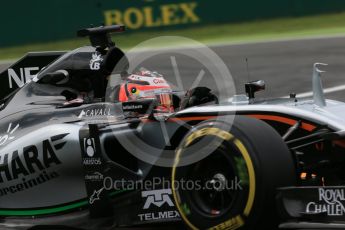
[58,98,84,108]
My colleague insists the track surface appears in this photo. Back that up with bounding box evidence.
[2,36,345,101]
[136,36,345,101]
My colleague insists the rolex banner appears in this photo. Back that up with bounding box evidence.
[1,0,345,47]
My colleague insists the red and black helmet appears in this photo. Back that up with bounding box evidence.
[117,69,174,112]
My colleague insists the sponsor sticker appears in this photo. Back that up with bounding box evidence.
[82,137,102,165]
[8,67,40,89]
[122,104,143,110]
[138,189,180,221]
[78,108,111,118]
[84,138,96,157]
[90,53,103,70]
[0,133,68,196]
[306,188,345,216]
[85,171,104,181]
[0,123,19,146]
[0,133,67,183]
[142,189,175,209]
[89,187,105,204]
[0,171,60,197]
[138,210,180,221]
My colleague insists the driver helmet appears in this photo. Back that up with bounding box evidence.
[118,69,174,112]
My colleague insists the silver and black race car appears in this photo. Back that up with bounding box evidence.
[0,25,344,230]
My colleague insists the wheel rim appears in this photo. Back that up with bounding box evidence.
[188,146,239,218]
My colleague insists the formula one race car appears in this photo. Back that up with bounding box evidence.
[0,25,345,230]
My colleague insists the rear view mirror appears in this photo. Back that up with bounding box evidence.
[245,80,266,99]
[39,70,69,85]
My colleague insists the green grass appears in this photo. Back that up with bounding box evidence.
[2,12,345,60]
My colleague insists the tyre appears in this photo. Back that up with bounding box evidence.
[171,116,296,230]
[29,226,83,230]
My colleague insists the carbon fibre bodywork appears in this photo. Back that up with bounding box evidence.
[0,86,344,229]
[1,26,345,230]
